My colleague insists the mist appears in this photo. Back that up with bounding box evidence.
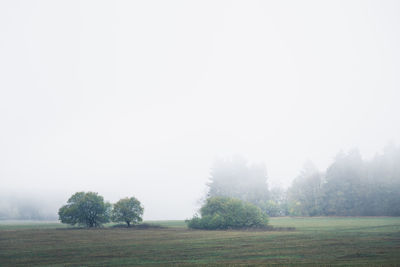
[1,0,400,220]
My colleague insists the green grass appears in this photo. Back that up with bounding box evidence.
[0,217,399,266]
[0,220,66,230]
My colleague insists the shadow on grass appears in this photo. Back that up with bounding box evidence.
[56,223,167,230]
[55,223,295,232]
[187,225,296,231]
[110,223,166,229]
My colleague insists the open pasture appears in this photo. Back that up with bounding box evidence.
[0,217,399,266]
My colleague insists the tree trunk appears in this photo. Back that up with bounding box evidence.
[127,221,130,227]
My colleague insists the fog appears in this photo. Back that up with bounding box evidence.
[1,0,400,220]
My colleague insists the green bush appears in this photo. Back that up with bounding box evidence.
[186,197,268,230]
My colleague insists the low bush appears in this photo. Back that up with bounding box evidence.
[186,197,268,230]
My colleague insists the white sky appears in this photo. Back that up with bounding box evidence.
[1,0,399,219]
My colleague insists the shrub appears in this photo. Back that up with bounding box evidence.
[186,196,268,229]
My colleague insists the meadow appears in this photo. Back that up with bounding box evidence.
[0,217,399,266]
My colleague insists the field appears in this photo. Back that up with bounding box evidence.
[0,217,399,266]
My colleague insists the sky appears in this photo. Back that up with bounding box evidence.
[1,0,400,220]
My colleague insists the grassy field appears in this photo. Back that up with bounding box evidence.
[0,217,399,266]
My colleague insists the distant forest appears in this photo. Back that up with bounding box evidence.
[208,143,400,217]
[1,144,399,220]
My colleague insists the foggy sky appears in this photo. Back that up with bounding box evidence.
[1,0,400,220]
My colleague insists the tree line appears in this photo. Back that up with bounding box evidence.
[207,144,400,217]
[58,143,399,228]
[286,144,400,216]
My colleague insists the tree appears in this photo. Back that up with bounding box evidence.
[186,196,268,230]
[208,156,269,207]
[112,197,144,227]
[287,161,323,216]
[58,192,111,227]
[262,188,288,216]
[322,149,366,216]
[366,143,400,216]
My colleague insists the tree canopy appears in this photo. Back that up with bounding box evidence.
[286,145,400,216]
[204,144,400,218]
[112,197,144,227]
[208,156,269,208]
[287,161,323,216]
[58,192,111,227]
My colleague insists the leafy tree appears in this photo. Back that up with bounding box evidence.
[208,156,269,208]
[112,197,144,227]
[322,149,366,215]
[366,143,400,216]
[259,187,288,216]
[58,192,111,227]
[287,162,323,216]
[186,196,268,229]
